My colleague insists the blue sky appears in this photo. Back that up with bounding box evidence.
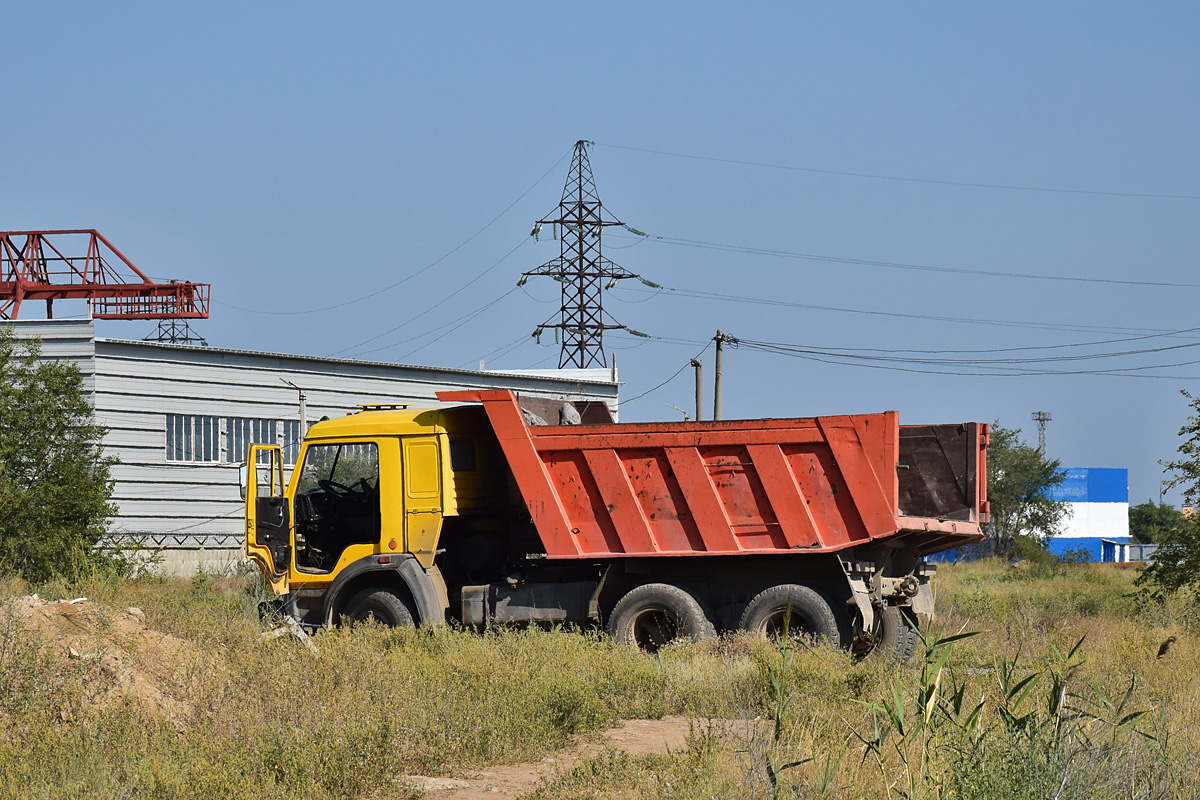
[4,3,1199,504]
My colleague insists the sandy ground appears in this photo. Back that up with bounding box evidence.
[404,716,703,799]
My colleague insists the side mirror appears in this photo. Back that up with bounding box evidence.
[238,462,248,500]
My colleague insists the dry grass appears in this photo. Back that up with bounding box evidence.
[0,561,1195,798]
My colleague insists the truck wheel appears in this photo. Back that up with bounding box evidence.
[872,606,920,662]
[740,584,841,646]
[607,583,716,653]
[342,588,416,628]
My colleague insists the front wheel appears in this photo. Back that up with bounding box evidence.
[341,588,416,627]
[607,583,715,653]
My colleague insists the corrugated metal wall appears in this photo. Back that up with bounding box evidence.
[10,320,618,569]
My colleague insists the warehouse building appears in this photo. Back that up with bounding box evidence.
[15,319,619,574]
[929,466,1131,563]
[1045,467,1130,562]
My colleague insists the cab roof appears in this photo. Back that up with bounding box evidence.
[303,404,485,440]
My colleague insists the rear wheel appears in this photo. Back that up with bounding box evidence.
[341,588,416,627]
[872,605,920,662]
[740,584,841,646]
[607,583,715,653]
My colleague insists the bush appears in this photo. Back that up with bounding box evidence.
[0,329,115,582]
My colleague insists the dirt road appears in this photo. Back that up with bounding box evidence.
[404,716,701,799]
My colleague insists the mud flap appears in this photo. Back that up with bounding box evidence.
[911,580,934,618]
[838,556,877,655]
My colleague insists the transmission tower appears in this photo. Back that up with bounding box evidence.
[1032,411,1052,455]
[145,319,208,346]
[524,141,638,368]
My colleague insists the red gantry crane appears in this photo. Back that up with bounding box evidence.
[0,230,209,323]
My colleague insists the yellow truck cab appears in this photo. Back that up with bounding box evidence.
[245,403,523,627]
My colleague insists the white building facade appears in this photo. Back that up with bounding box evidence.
[16,319,619,574]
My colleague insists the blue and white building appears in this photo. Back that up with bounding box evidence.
[1045,468,1129,561]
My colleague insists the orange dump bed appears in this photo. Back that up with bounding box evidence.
[437,390,987,559]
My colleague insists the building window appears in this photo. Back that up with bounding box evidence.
[281,419,302,466]
[226,418,277,464]
[166,415,220,462]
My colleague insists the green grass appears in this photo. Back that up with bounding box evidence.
[1,562,1198,798]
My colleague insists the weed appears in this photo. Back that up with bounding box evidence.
[0,562,1194,798]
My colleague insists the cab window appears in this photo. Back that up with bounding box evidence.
[293,442,380,573]
[449,439,477,472]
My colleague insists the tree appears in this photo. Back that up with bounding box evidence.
[1128,500,1185,544]
[1137,390,1200,599]
[0,328,115,582]
[980,423,1067,558]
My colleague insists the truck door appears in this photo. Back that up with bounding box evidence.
[245,444,290,594]
[403,436,443,568]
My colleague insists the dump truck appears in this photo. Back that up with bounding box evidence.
[245,389,988,656]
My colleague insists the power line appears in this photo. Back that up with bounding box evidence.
[622,342,712,406]
[607,336,652,351]
[465,332,529,367]
[477,334,535,366]
[605,328,1200,380]
[518,283,558,303]
[735,339,1200,380]
[523,352,559,369]
[608,331,709,349]
[215,149,571,317]
[750,325,1200,355]
[461,307,564,369]
[737,337,1200,366]
[596,143,1200,202]
[354,286,520,361]
[462,328,540,369]
[330,237,529,357]
[613,231,1200,290]
[766,350,1200,380]
[611,284,1173,337]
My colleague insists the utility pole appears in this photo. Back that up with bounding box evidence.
[714,330,728,420]
[1032,411,1052,455]
[524,141,639,368]
[691,358,703,421]
[284,380,308,432]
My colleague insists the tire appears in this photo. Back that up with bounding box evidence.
[607,583,716,653]
[872,605,920,663]
[739,584,841,647]
[341,588,417,628]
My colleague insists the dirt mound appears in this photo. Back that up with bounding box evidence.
[5,594,204,723]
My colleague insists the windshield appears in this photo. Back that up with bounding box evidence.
[296,443,379,494]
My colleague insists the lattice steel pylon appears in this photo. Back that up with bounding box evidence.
[1032,411,1052,455]
[145,319,208,346]
[524,141,638,368]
